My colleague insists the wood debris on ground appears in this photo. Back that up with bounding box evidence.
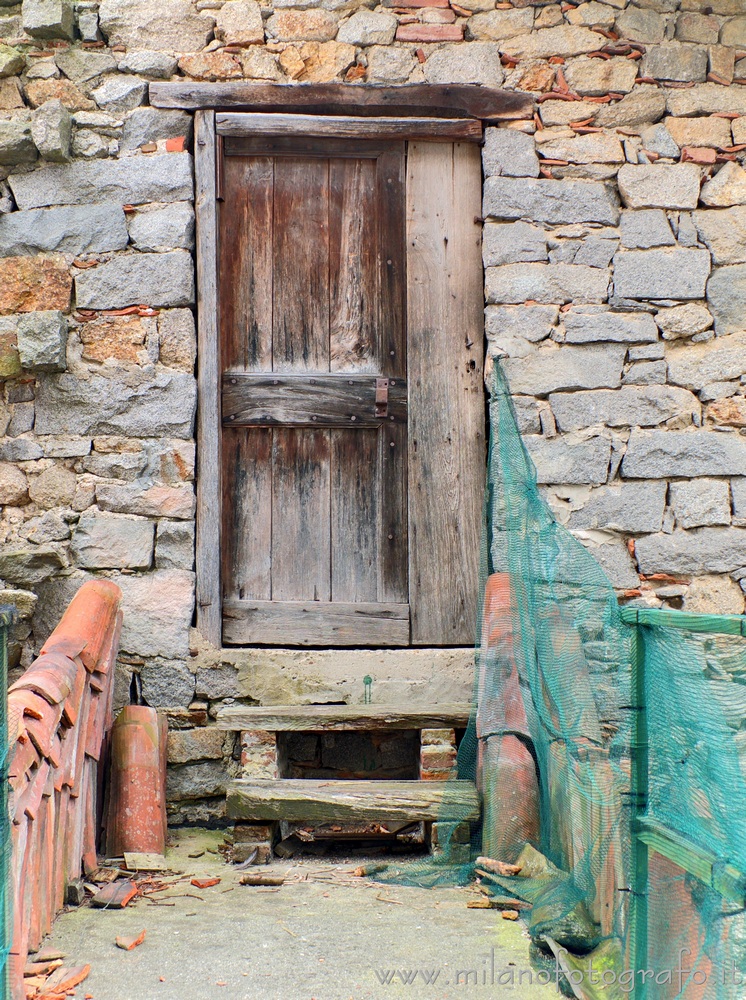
[23,849,497,999]
[474,856,522,876]
[88,867,121,884]
[239,873,285,886]
[122,853,170,872]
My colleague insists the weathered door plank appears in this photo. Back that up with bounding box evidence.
[272,157,329,372]
[216,112,483,142]
[220,156,274,372]
[377,147,408,604]
[271,428,331,602]
[221,426,272,601]
[223,600,410,646]
[329,157,377,373]
[224,135,396,160]
[331,428,378,603]
[221,374,407,426]
[406,142,485,646]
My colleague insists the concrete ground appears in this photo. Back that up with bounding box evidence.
[43,829,559,1000]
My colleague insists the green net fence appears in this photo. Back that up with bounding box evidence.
[630,610,746,1000]
[376,359,746,999]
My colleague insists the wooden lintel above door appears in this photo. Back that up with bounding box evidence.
[149,81,534,122]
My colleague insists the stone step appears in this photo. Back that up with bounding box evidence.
[216,702,472,732]
[226,778,480,824]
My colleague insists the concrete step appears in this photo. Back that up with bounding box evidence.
[216,702,472,732]
[226,778,480,824]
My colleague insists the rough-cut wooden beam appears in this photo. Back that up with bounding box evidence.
[216,112,482,141]
[150,83,534,121]
[194,110,222,648]
[216,702,473,731]
[223,600,410,646]
[227,779,481,823]
[222,374,408,427]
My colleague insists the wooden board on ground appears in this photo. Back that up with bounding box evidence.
[123,852,169,872]
[216,702,472,731]
[226,778,480,823]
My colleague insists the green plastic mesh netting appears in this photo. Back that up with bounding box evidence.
[376,359,746,1000]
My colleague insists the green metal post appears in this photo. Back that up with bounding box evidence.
[627,614,649,1000]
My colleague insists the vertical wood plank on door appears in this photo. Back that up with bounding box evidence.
[194,109,221,646]
[376,147,406,380]
[222,426,272,601]
[377,419,408,605]
[329,157,377,373]
[273,158,330,372]
[272,428,331,601]
[376,145,408,606]
[406,141,485,645]
[331,428,378,602]
[219,156,274,372]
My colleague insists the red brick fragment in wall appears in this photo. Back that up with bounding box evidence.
[104,706,168,858]
[395,23,463,41]
[388,0,450,7]
[7,580,123,1000]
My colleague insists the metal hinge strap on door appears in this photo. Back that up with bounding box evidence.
[375,378,389,418]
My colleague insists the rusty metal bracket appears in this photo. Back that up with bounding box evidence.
[375,377,389,418]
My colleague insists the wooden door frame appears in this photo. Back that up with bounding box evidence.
[194,109,222,647]
[190,88,534,648]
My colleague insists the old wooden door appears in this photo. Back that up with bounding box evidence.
[219,134,408,646]
[202,114,484,649]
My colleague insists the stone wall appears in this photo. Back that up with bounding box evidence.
[485,81,746,616]
[0,0,745,817]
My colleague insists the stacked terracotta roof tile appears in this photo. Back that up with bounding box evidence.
[5,580,122,1000]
